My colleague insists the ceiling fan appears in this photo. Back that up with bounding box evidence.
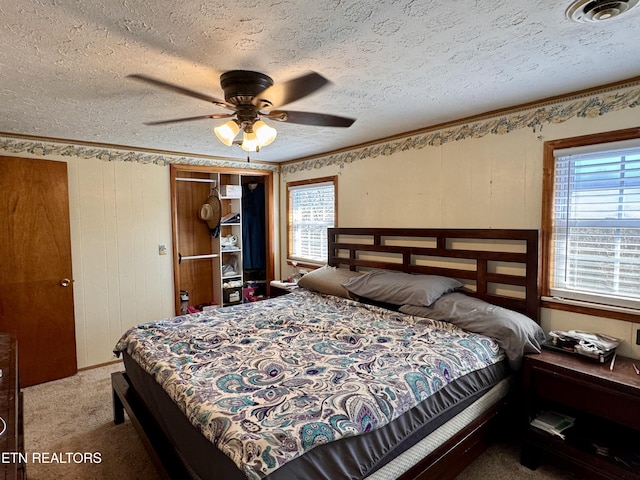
[128,70,356,152]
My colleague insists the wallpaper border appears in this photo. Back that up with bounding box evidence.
[0,135,279,172]
[281,79,640,176]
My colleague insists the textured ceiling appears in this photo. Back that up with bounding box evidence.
[2,0,639,163]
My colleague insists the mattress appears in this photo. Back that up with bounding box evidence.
[115,291,511,480]
[366,375,513,480]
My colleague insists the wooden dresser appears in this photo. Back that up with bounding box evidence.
[0,334,25,480]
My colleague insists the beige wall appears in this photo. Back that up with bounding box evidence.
[279,99,640,359]
[68,159,174,368]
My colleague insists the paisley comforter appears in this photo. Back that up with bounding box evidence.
[114,289,504,480]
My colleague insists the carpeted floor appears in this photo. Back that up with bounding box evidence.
[23,361,158,480]
[456,437,575,480]
[22,362,575,479]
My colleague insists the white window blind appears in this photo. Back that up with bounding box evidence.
[288,181,335,263]
[551,143,640,310]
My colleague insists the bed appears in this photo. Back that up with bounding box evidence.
[112,228,543,480]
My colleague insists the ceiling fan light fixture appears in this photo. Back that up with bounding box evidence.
[241,130,259,152]
[214,120,240,146]
[253,120,277,147]
[130,70,355,154]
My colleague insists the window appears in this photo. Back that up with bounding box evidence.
[542,129,640,318]
[287,176,337,265]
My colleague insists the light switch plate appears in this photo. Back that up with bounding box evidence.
[159,244,167,256]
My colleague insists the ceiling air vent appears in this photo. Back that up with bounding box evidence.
[566,0,639,22]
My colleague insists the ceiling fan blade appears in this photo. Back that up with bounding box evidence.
[265,110,355,127]
[253,72,330,109]
[128,74,234,109]
[143,113,234,126]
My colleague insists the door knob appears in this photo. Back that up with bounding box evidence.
[60,278,72,287]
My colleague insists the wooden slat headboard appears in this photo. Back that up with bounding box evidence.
[327,228,540,321]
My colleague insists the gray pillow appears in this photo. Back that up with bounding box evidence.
[342,270,463,307]
[399,292,546,370]
[297,265,363,298]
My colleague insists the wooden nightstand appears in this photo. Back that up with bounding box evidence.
[269,280,298,297]
[521,348,640,480]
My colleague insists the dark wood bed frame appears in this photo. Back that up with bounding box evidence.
[328,228,540,321]
[112,228,540,480]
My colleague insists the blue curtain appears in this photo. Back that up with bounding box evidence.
[242,182,266,270]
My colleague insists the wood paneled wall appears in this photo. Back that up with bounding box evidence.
[66,158,174,368]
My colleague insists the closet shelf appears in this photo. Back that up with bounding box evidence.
[172,165,270,315]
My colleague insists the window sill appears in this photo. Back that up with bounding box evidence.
[286,258,325,269]
[541,296,640,323]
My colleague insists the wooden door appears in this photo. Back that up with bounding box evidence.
[0,156,77,387]
[173,170,217,312]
